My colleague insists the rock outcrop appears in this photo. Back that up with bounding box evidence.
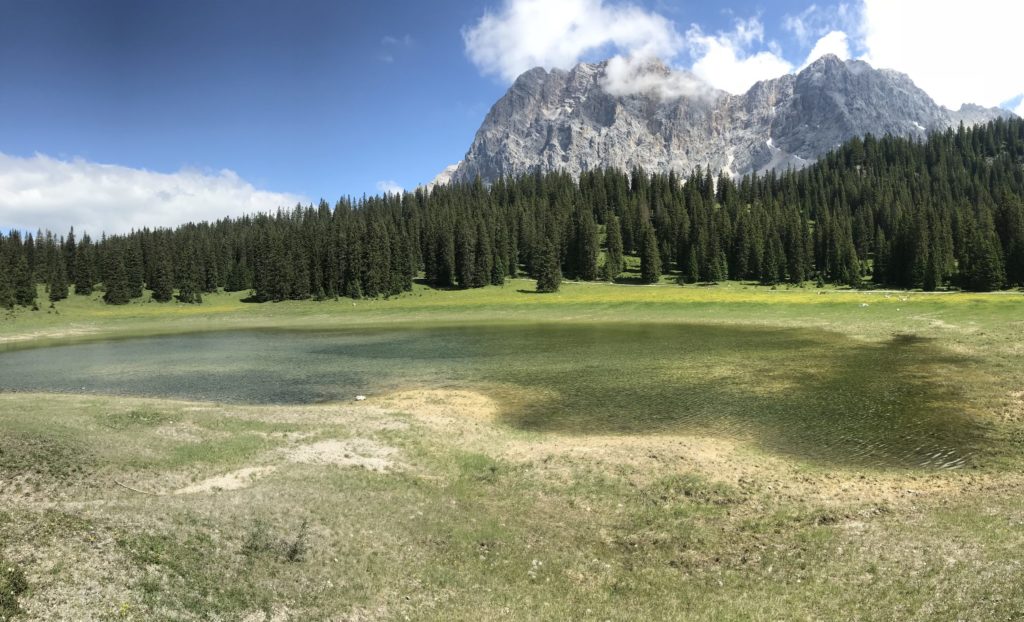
[445,55,1012,184]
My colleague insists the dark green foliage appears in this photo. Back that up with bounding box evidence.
[0,557,28,619]
[73,234,96,295]
[472,218,493,288]
[48,249,69,302]
[176,244,203,304]
[150,241,175,302]
[0,249,13,310]
[3,117,1023,301]
[567,205,599,280]
[13,252,36,307]
[125,242,145,299]
[962,217,1006,291]
[639,223,662,284]
[102,250,131,305]
[533,237,562,293]
[603,215,624,281]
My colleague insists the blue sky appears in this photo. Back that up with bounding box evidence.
[1,0,1022,234]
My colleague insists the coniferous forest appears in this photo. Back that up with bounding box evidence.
[2,117,1023,309]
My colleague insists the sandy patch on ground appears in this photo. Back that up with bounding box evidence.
[367,389,500,423]
[1003,390,1024,424]
[343,388,992,508]
[0,326,98,344]
[241,606,292,622]
[173,466,278,495]
[496,432,984,507]
[154,421,208,443]
[908,316,964,332]
[284,439,399,472]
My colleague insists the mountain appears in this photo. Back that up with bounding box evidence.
[443,54,1013,184]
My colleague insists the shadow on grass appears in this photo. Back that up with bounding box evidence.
[494,326,988,469]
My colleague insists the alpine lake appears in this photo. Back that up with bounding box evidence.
[0,322,985,469]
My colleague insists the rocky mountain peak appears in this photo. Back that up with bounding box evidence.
[444,56,1015,185]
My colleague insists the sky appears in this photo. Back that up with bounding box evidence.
[1,0,1023,235]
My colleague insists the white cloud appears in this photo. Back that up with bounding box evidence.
[687,19,793,94]
[463,0,683,83]
[381,34,414,47]
[858,0,1024,110]
[461,0,1022,111]
[376,180,404,195]
[1016,99,1024,118]
[782,6,815,44]
[783,4,857,46]
[379,34,413,63]
[800,30,851,69]
[601,55,714,100]
[0,153,304,236]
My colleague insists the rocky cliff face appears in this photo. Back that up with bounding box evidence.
[446,55,1012,184]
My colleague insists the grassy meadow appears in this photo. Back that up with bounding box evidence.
[1,280,1023,620]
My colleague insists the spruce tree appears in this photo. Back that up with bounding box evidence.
[534,237,562,293]
[472,219,493,288]
[151,252,174,302]
[125,243,144,299]
[102,252,130,305]
[64,227,77,285]
[48,252,69,302]
[639,223,661,284]
[603,215,624,281]
[13,253,36,307]
[225,255,249,292]
[964,223,1006,291]
[74,235,96,295]
[176,245,203,303]
[0,248,12,310]
[575,207,599,281]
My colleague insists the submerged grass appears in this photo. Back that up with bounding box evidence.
[0,322,996,469]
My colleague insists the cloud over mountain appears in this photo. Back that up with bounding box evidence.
[463,0,682,84]
[463,0,1024,113]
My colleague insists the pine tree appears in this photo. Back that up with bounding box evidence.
[472,219,493,288]
[761,229,784,285]
[48,252,69,302]
[102,251,130,305]
[534,237,562,293]
[603,215,624,281]
[575,207,599,280]
[963,221,1006,291]
[64,227,77,285]
[225,254,250,292]
[176,244,203,303]
[151,250,174,302]
[685,246,699,283]
[74,235,96,295]
[0,242,13,310]
[125,242,144,299]
[639,223,661,284]
[13,253,36,307]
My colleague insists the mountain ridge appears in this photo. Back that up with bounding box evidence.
[440,54,1013,185]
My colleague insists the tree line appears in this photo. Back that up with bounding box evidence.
[2,116,1023,309]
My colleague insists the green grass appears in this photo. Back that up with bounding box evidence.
[0,281,1022,619]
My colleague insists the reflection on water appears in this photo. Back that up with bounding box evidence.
[0,325,985,469]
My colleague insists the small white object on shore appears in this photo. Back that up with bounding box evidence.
[355,395,367,401]
[859,303,869,308]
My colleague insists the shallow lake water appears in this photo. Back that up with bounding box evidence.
[0,324,984,469]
